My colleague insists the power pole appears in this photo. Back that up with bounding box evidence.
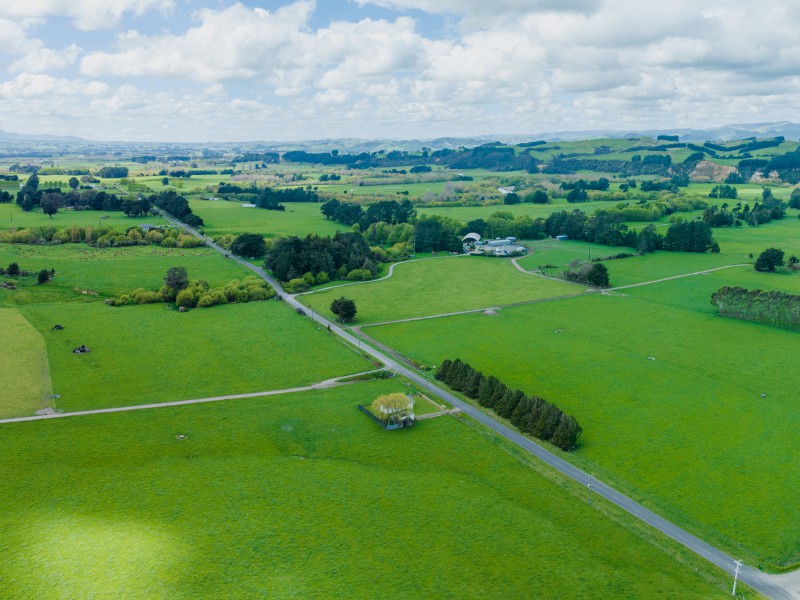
[732,559,741,596]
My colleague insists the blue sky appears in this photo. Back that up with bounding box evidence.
[0,1,798,142]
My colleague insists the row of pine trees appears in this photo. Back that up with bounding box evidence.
[435,359,582,451]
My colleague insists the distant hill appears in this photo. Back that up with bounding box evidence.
[0,129,87,143]
[0,121,799,151]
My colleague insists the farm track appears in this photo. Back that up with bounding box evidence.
[295,254,462,297]
[0,370,387,425]
[36,210,800,599]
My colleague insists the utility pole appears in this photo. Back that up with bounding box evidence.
[732,559,741,596]
[587,475,593,505]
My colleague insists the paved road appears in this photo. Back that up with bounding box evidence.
[162,211,794,599]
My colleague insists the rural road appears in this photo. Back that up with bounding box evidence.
[160,211,795,599]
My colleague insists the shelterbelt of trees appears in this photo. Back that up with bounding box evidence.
[435,358,582,451]
[711,286,800,331]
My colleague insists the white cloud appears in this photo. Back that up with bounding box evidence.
[10,43,80,73]
[354,0,600,18]
[0,0,173,30]
[3,0,800,140]
[81,2,314,82]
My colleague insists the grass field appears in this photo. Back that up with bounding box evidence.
[298,256,583,324]
[0,308,52,418]
[19,300,371,412]
[0,203,167,230]
[190,200,343,238]
[365,292,800,568]
[0,245,249,303]
[417,198,616,223]
[0,380,736,599]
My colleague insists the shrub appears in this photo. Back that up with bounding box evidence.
[347,268,374,281]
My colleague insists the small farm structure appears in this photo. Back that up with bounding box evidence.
[556,235,569,241]
[359,393,415,430]
[465,235,527,257]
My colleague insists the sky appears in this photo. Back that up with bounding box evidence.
[0,0,798,142]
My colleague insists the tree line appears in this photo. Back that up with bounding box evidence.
[320,198,415,229]
[150,190,204,228]
[435,359,582,451]
[711,285,800,331]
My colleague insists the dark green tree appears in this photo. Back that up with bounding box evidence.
[37,269,51,284]
[68,177,79,190]
[41,193,62,218]
[586,263,610,288]
[164,266,189,291]
[755,248,785,272]
[330,297,357,323]
[7,262,20,276]
[231,233,267,259]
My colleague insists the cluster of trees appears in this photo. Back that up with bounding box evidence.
[150,191,204,228]
[320,198,416,229]
[711,285,800,331]
[0,223,203,249]
[708,185,738,199]
[435,359,582,451]
[463,212,547,241]
[702,192,786,228]
[109,267,274,309]
[97,167,129,178]
[232,152,280,164]
[265,231,379,284]
[662,220,718,252]
[561,261,610,287]
[14,180,147,217]
[217,184,321,210]
[543,210,717,253]
[318,173,341,181]
[560,178,610,192]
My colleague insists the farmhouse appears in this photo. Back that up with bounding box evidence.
[462,233,527,256]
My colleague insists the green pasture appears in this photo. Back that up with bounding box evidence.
[19,300,370,411]
[298,256,582,324]
[366,293,800,568]
[189,200,342,238]
[0,203,166,230]
[0,380,735,599]
[417,198,616,223]
[0,308,51,418]
[516,240,749,287]
[0,245,247,303]
[624,265,800,313]
[322,180,455,200]
[713,217,800,258]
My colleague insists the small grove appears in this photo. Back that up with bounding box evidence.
[108,270,275,309]
[0,224,206,249]
[435,358,582,451]
[711,285,800,331]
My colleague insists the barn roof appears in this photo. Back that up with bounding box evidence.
[462,232,482,242]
